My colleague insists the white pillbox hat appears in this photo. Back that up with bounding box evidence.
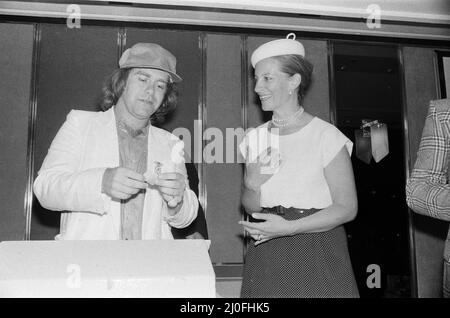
[251,33,305,68]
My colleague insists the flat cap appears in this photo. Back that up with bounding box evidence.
[119,43,182,83]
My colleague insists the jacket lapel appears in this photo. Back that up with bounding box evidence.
[93,108,121,237]
[93,107,119,167]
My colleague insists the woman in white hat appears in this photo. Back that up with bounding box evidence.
[239,34,359,297]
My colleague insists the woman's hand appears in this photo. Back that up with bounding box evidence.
[244,147,281,190]
[239,213,295,246]
[102,167,147,200]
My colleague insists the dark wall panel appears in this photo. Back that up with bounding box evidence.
[246,36,330,128]
[404,47,439,164]
[403,46,447,298]
[32,24,119,240]
[205,34,243,263]
[0,23,34,241]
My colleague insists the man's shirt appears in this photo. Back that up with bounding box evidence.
[116,120,149,240]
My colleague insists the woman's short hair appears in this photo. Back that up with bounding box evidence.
[97,68,178,124]
[271,54,313,102]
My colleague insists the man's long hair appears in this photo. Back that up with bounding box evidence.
[97,68,178,123]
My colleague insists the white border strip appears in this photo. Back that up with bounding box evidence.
[102,0,450,24]
[0,1,449,40]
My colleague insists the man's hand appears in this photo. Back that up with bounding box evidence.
[101,167,147,200]
[154,172,186,207]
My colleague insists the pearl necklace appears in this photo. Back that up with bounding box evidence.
[271,106,304,127]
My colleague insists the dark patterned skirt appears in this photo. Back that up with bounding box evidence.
[240,207,359,298]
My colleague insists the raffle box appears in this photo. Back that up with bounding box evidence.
[0,240,215,298]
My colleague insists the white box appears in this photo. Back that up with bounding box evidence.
[0,240,215,298]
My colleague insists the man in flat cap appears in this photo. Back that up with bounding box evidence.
[33,43,198,240]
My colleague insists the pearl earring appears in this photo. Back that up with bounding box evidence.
[289,91,292,95]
